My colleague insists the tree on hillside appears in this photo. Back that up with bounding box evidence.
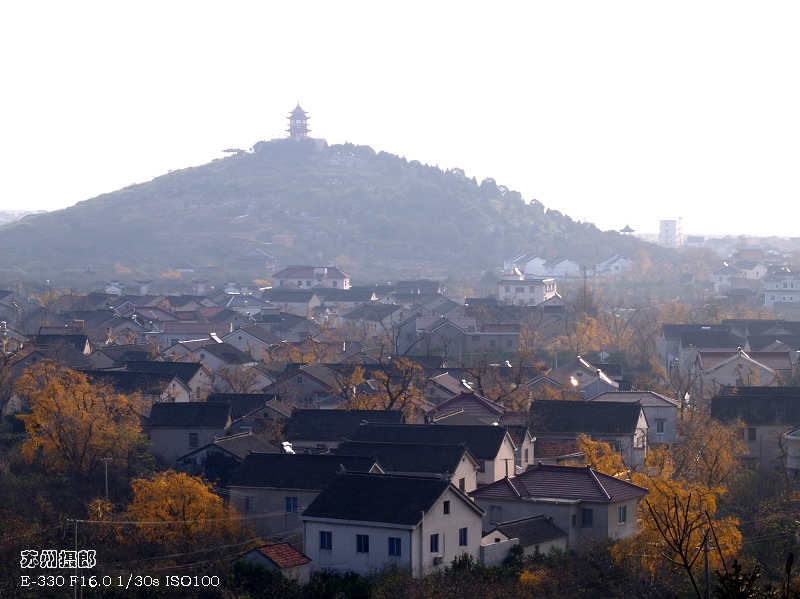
[126,471,248,554]
[16,362,147,477]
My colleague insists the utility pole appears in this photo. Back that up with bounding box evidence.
[101,457,112,501]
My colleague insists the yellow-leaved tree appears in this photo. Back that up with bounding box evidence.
[17,362,147,477]
[126,471,247,553]
[565,434,628,476]
[612,410,747,599]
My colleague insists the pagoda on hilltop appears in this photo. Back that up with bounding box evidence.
[287,103,310,139]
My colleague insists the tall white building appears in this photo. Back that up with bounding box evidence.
[659,218,683,247]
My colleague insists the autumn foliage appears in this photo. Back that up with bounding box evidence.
[16,362,147,477]
[126,471,248,553]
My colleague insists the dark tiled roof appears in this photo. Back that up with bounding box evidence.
[711,394,800,424]
[492,515,567,546]
[679,330,744,349]
[90,345,152,366]
[229,324,283,344]
[84,370,179,395]
[124,360,205,385]
[199,343,255,364]
[529,400,643,434]
[590,391,679,408]
[350,423,512,460]
[335,441,473,474]
[162,322,233,335]
[149,402,231,428]
[205,432,278,459]
[283,409,405,442]
[432,392,505,419]
[302,473,465,526]
[470,464,647,503]
[29,334,89,350]
[207,393,282,419]
[228,453,379,489]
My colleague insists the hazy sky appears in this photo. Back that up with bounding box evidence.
[2,2,798,237]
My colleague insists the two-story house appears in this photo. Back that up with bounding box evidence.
[302,472,484,577]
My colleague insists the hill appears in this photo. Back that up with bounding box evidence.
[0,138,660,284]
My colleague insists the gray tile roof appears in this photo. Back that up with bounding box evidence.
[206,393,283,419]
[711,392,800,424]
[529,400,643,434]
[148,402,231,428]
[302,473,478,526]
[124,360,206,386]
[470,464,647,503]
[335,441,474,475]
[491,515,567,546]
[590,391,679,408]
[228,453,380,490]
[283,409,405,443]
[349,423,512,460]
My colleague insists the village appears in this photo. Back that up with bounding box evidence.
[2,234,800,597]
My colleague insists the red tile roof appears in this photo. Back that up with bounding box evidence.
[257,543,311,568]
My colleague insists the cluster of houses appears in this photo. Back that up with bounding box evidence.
[502,252,634,281]
[4,264,800,580]
[705,246,800,311]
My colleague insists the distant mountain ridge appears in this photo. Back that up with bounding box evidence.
[0,138,658,283]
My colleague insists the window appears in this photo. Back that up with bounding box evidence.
[748,427,757,442]
[388,537,401,557]
[459,527,468,546]
[430,534,439,553]
[297,376,304,384]
[581,508,594,527]
[490,340,496,348]
[356,534,370,553]
[515,287,525,293]
[320,531,332,550]
[245,496,255,511]
[443,500,450,515]
[332,280,338,288]
[524,448,529,463]
[285,497,298,513]
[656,419,665,434]
[506,340,513,347]
[306,280,312,287]
[571,514,577,527]
[504,286,510,293]
[618,506,627,524]
[477,460,486,473]
[489,505,502,524]
[771,295,776,301]
[189,433,198,448]
[458,478,466,492]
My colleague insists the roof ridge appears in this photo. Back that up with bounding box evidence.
[587,467,612,500]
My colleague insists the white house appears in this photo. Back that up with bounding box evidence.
[497,270,557,306]
[302,472,484,577]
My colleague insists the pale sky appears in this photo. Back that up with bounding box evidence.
[2,2,798,238]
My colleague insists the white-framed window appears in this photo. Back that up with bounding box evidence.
[618,506,627,524]
[356,534,369,553]
[388,537,401,557]
[285,497,298,513]
[430,533,439,553]
[245,496,255,511]
[656,419,665,434]
[443,500,450,515]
